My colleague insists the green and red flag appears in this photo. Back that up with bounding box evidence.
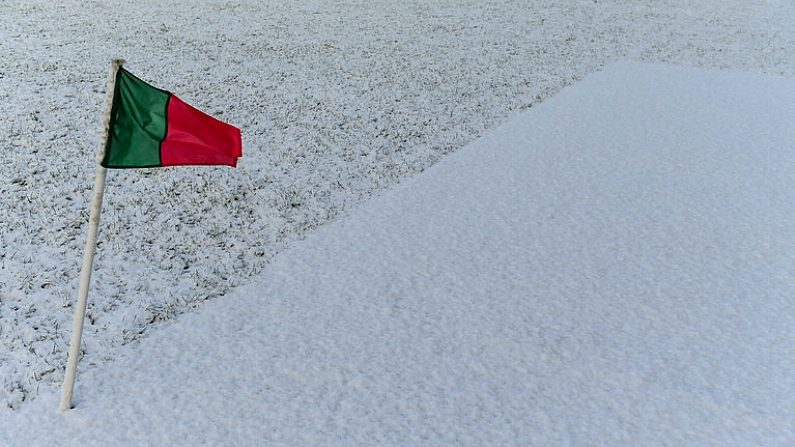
[102,67,242,168]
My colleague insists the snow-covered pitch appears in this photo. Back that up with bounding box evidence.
[2,61,794,446]
[1,0,793,411]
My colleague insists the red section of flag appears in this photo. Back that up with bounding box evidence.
[161,95,242,167]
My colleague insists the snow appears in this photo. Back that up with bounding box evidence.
[1,60,794,445]
[3,0,795,410]
[2,0,795,443]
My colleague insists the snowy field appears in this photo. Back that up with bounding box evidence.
[1,61,794,446]
[1,0,794,411]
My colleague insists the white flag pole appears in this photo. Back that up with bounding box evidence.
[60,58,124,412]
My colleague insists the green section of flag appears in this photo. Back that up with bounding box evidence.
[102,68,171,168]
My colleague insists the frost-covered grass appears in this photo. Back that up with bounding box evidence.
[1,0,793,409]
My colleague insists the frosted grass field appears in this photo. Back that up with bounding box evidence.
[1,0,793,409]
[2,61,794,446]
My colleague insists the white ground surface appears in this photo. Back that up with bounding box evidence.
[1,61,793,446]
[1,0,794,431]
